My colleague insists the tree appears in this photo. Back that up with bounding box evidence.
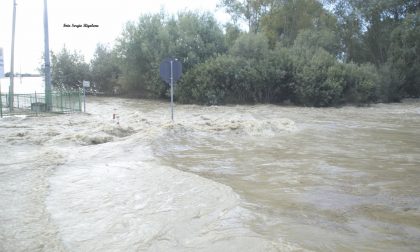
[229,33,269,60]
[51,47,90,90]
[115,13,168,97]
[177,34,294,105]
[260,0,337,47]
[115,11,226,98]
[224,23,243,49]
[218,0,274,33]
[332,0,367,63]
[169,11,227,71]
[331,0,419,64]
[90,44,121,94]
[293,28,340,56]
[389,12,420,97]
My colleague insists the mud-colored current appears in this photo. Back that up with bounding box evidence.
[1,97,419,251]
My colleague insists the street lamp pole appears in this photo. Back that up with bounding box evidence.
[44,0,52,111]
[9,0,17,112]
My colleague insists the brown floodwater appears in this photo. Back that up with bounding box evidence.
[152,100,420,251]
[1,97,419,251]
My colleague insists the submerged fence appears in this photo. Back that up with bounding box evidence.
[0,91,83,117]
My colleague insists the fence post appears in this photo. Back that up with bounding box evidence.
[35,91,38,116]
[67,92,70,112]
[78,89,82,112]
[60,91,63,112]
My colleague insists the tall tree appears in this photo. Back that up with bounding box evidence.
[115,13,168,97]
[389,12,420,97]
[261,0,337,47]
[115,11,226,98]
[51,47,90,90]
[90,44,121,94]
[331,0,419,64]
[218,0,274,33]
[330,0,419,98]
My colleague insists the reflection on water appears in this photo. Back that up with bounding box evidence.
[0,97,419,251]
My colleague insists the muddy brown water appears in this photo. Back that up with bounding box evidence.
[1,97,419,251]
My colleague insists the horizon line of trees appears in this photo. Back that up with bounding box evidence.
[45,0,419,106]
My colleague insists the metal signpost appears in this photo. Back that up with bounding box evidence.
[82,80,90,112]
[160,58,182,121]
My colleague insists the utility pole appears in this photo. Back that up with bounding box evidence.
[44,0,52,111]
[9,0,17,112]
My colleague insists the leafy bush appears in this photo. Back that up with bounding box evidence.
[177,35,296,105]
[340,63,380,104]
[291,48,343,106]
[115,11,227,98]
[229,33,270,61]
[177,55,251,105]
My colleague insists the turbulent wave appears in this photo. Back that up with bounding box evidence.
[0,98,302,251]
[3,97,419,251]
[164,116,296,137]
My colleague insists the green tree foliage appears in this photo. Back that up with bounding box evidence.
[169,12,227,70]
[261,0,337,47]
[178,33,291,105]
[290,28,379,106]
[51,47,90,90]
[115,13,167,98]
[177,34,270,104]
[329,0,419,98]
[218,0,274,33]
[46,1,419,105]
[178,28,380,106]
[291,46,342,106]
[229,33,269,60]
[224,23,243,48]
[115,11,226,98]
[90,44,121,94]
[389,13,420,97]
[293,28,340,55]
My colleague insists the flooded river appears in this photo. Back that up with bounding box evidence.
[1,97,419,251]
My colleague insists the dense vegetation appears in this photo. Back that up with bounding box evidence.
[49,0,419,106]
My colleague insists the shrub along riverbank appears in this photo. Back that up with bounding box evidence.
[47,1,419,107]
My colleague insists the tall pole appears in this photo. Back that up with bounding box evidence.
[44,0,52,111]
[170,60,174,122]
[9,0,17,112]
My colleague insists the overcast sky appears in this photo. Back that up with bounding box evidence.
[0,0,230,73]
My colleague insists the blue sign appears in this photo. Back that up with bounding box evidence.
[159,58,182,84]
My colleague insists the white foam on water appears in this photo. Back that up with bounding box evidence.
[0,103,301,251]
[2,97,419,251]
[45,140,286,251]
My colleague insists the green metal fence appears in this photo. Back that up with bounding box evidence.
[0,90,83,117]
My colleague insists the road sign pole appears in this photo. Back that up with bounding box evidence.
[170,60,174,122]
[83,87,86,112]
[82,80,90,113]
[160,57,182,122]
